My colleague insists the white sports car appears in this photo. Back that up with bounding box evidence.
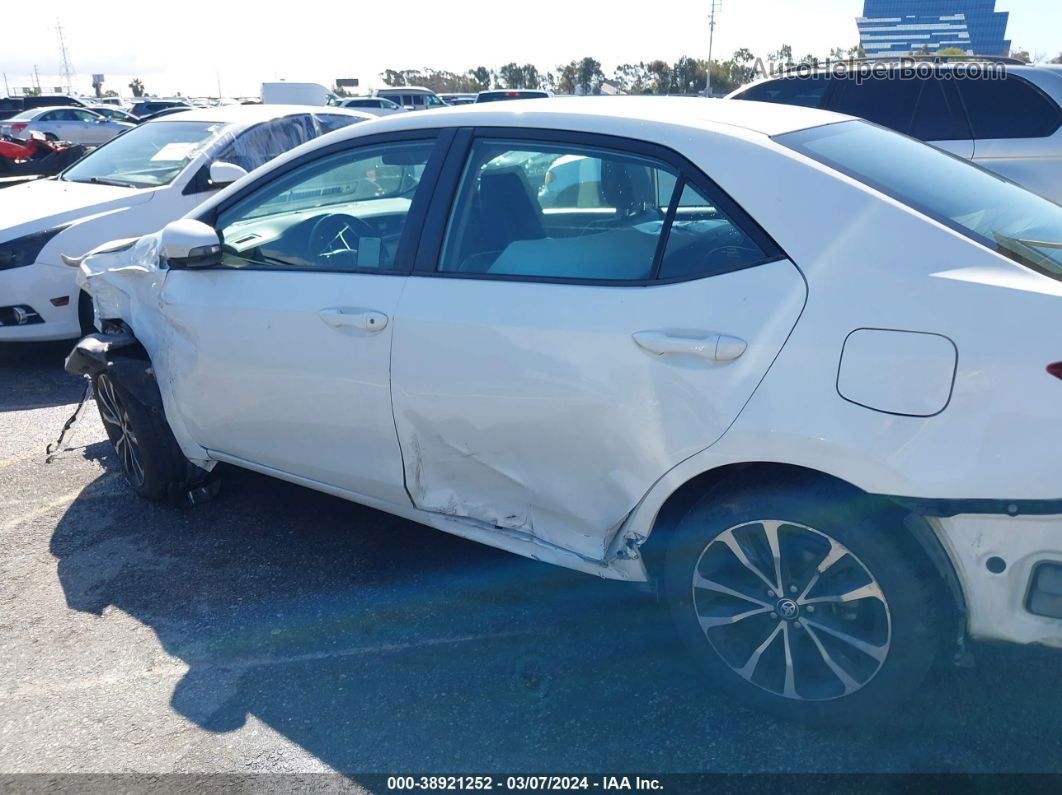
[70,97,1062,722]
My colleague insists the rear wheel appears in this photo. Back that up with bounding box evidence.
[44,132,58,142]
[93,371,186,501]
[664,483,941,723]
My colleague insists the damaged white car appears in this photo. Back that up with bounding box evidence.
[69,98,1062,722]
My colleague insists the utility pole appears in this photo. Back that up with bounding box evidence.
[2,73,9,96]
[216,68,223,101]
[57,19,76,94]
[33,65,41,94]
[706,0,722,97]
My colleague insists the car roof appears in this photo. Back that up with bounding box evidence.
[139,104,373,124]
[15,105,91,117]
[341,96,849,137]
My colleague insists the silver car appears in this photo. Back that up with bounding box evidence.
[0,106,134,145]
[728,59,1062,204]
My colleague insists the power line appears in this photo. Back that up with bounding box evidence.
[706,0,723,97]
[57,19,76,95]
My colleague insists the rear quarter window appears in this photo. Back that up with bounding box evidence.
[734,76,830,109]
[958,75,1062,139]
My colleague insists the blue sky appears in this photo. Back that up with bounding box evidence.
[2,0,1059,97]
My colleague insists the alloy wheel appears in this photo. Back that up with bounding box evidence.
[96,374,146,487]
[691,519,891,701]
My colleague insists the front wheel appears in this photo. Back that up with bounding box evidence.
[94,371,186,501]
[664,484,941,723]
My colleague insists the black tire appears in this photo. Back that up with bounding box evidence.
[44,132,58,142]
[663,480,941,724]
[77,291,95,335]
[93,371,187,501]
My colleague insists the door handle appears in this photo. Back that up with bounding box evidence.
[319,308,389,332]
[632,330,747,361]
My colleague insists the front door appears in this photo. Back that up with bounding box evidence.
[390,132,808,559]
[159,134,442,504]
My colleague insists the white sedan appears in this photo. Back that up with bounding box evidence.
[0,106,133,145]
[0,104,372,341]
[73,97,1062,722]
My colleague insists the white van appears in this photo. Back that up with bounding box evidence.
[260,82,339,106]
[372,86,445,111]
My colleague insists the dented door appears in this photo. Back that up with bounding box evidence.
[390,265,806,559]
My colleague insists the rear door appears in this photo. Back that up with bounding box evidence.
[389,129,808,559]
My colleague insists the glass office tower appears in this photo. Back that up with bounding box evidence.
[857,1,1011,58]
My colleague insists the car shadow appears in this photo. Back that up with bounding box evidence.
[0,340,85,412]
[49,464,1062,774]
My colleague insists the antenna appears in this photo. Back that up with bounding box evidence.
[706,0,722,97]
[57,19,76,95]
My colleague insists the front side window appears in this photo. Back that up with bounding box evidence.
[215,140,435,272]
[314,113,365,134]
[778,120,1062,281]
[438,140,769,282]
[62,120,225,188]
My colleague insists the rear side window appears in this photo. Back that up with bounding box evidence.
[831,76,922,135]
[735,76,830,109]
[778,120,1062,282]
[438,139,772,283]
[213,115,318,173]
[958,76,1062,139]
[832,76,970,141]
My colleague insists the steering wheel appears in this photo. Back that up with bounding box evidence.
[308,213,377,265]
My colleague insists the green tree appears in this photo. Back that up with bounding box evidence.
[672,56,707,95]
[103,89,118,97]
[556,60,579,94]
[645,59,672,94]
[467,66,493,91]
[1051,53,1062,64]
[128,78,145,97]
[575,57,605,95]
[936,47,968,56]
[612,62,650,94]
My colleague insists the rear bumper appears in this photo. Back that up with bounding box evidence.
[933,513,1062,649]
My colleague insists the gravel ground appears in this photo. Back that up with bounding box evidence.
[1,340,1061,782]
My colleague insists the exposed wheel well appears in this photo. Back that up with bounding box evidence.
[640,462,967,654]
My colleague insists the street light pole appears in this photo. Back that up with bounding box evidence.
[706,0,722,97]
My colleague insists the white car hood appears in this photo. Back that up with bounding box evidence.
[0,179,155,241]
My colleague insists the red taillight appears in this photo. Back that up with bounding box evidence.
[11,123,27,133]
[1048,362,1062,380]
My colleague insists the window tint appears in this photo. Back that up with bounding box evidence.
[778,121,1062,282]
[958,76,1062,139]
[735,76,830,109]
[658,184,768,280]
[439,140,769,282]
[315,113,364,134]
[216,141,434,272]
[831,76,922,134]
[910,78,970,141]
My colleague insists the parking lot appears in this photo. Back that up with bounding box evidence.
[0,340,1060,777]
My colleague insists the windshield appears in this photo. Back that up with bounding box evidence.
[778,120,1062,281]
[62,120,224,189]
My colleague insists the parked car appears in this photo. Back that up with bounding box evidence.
[728,59,1062,203]
[135,107,195,123]
[0,104,371,341]
[475,89,552,103]
[0,107,133,145]
[72,97,1062,722]
[338,97,405,116]
[0,97,26,121]
[439,93,477,106]
[373,86,446,111]
[1,94,87,120]
[129,99,191,118]
[87,105,139,125]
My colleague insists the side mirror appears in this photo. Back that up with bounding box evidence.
[208,160,249,188]
[160,219,222,269]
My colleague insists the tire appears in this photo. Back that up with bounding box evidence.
[663,480,941,724]
[44,133,58,142]
[77,291,95,335]
[93,371,187,501]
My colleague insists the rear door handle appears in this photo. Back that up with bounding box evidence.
[633,330,747,361]
[319,307,389,332]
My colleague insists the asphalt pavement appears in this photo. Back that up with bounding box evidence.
[1,340,1060,780]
